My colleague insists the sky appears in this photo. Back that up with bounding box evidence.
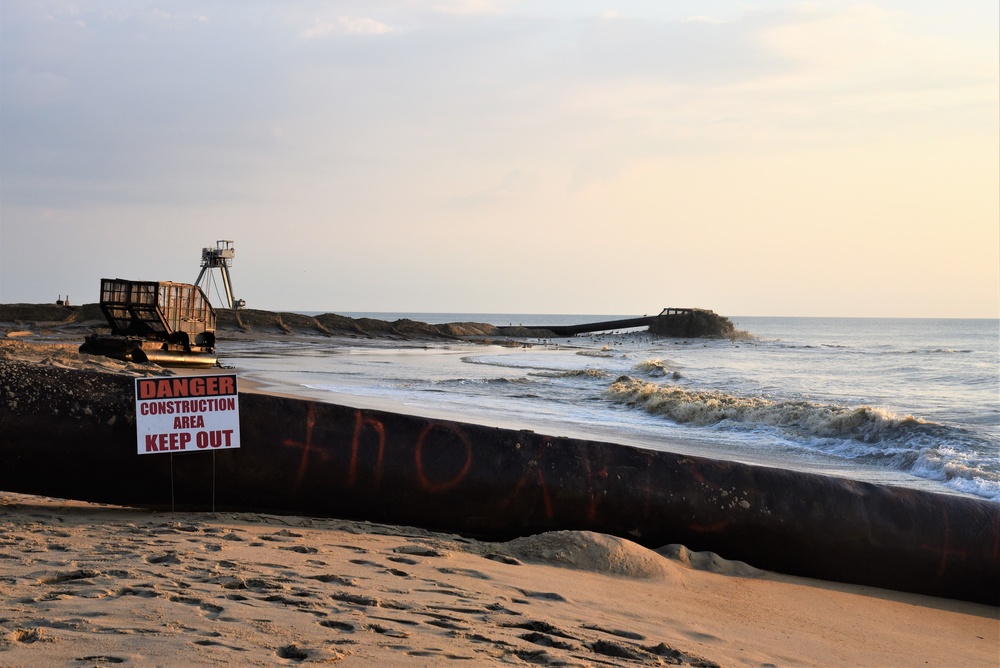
[1,0,997,318]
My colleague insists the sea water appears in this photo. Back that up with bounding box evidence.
[219,315,999,503]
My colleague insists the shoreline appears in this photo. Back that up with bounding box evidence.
[3,309,984,501]
[216,335,981,501]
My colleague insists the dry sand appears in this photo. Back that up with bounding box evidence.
[1,492,997,668]
[1,336,998,667]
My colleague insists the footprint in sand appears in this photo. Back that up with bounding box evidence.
[11,628,44,644]
[318,620,355,632]
[581,623,645,640]
[424,617,470,632]
[37,569,98,584]
[307,574,354,587]
[514,588,567,602]
[386,555,420,565]
[145,552,181,565]
[519,631,575,650]
[585,639,648,661]
[74,656,126,664]
[348,558,382,567]
[436,566,491,580]
[193,638,248,652]
[364,623,410,639]
[331,592,410,610]
[167,594,224,619]
[276,644,309,659]
[113,586,158,598]
[392,545,447,558]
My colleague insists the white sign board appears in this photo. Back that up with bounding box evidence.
[135,374,240,455]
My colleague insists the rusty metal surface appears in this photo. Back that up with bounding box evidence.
[1,359,997,605]
[97,278,216,339]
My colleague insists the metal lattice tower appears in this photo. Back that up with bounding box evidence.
[194,240,245,310]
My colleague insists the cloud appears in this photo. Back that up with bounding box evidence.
[755,5,901,70]
[1,1,995,314]
[427,0,500,15]
[2,69,73,109]
[681,15,725,25]
[300,16,394,38]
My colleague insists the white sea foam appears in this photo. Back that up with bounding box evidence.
[603,374,999,500]
[530,369,609,379]
[576,349,617,358]
[605,376,934,442]
[632,359,681,379]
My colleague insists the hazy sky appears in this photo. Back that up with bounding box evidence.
[2,1,997,317]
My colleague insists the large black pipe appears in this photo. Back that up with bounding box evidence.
[524,316,656,337]
[1,359,997,605]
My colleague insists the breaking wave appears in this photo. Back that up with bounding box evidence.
[576,349,617,358]
[438,377,534,386]
[604,376,945,444]
[603,377,1000,501]
[632,359,681,379]
[530,369,609,379]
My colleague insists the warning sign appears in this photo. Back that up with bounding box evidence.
[134,374,240,455]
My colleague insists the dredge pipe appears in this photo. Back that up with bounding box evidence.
[133,349,218,368]
[525,316,657,337]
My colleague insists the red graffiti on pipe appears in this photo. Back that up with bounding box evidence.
[350,411,385,488]
[415,422,472,493]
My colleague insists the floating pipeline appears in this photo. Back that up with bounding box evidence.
[1,359,997,605]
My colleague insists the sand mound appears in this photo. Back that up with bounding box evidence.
[0,340,171,377]
[216,308,506,339]
[498,530,679,580]
[494,532,763,579]
[657,544,764,577]
[0,302,104,324]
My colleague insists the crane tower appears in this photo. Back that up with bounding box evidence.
[194,240,245,310]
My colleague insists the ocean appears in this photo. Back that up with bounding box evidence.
[218,315,1000,503]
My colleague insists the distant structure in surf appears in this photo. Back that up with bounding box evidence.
[529,308,736,338]
[648,308,737,338]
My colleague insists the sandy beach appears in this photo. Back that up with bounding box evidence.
[1,330,998,666]
[2,490,997,668]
